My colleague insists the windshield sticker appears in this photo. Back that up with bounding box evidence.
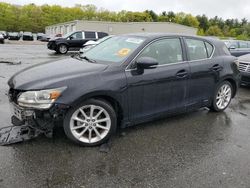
[117,48,131,57]
[126,38,144,44]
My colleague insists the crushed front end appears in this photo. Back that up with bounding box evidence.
[0,88,68,146]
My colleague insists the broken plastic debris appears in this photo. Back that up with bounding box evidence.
[0,125,40,146]
[0,60,21,65]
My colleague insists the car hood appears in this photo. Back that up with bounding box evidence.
[238,54,250,62]
[49,37,65,42]
[8,58,108,90]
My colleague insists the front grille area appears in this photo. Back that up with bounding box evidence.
[8,88,22,104]
[239,62,250,73]
[47,41,56,50]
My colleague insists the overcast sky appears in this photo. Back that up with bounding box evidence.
[1,0,250,20]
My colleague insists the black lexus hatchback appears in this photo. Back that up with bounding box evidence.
[8,33,240,146]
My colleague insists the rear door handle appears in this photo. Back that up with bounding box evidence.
[176,69,188,78]
[211,64,223,72]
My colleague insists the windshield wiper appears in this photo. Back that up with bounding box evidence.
[81,56,96,63]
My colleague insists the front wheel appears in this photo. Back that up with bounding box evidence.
[210,81,233,112]
[58,44,68,54]
[63,99,117,146]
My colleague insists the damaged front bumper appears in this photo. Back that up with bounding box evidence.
[0,102,68,146]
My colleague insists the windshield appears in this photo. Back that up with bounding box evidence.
[96,35,112,44]
[83,36,145,64]
[9,32,18,36]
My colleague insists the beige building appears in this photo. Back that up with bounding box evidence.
[45,20,197,36]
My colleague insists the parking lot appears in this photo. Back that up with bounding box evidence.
[0,43,250,188]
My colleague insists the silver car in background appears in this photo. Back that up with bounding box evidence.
[223,40,250,57]
[79,35,113,54]
[238,54,250,85]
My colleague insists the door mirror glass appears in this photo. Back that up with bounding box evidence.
[229,45,236,50]
[136,57,158,69]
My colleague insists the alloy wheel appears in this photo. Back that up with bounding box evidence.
[216,84,232,110]
[59,45,67,54]
[69,105,111,144]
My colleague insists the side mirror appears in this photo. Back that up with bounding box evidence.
[229,46,236,50]
[136,57,158,69]
[69,36,74,40]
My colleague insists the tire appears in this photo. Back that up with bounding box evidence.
[210,81,233,112]
[63,99,117,146]
[58,44,68,54]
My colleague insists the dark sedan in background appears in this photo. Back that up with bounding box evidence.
[39,34,51,42]
[238,54,250,85]
[36,33,45,40]
[22,32,34,41]
[7,34,240,146]
[8,32,20,40]
[223,40,250,57]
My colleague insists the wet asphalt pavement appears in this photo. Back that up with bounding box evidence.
[0,44,250,188]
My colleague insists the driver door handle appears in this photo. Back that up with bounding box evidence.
[211,64,223,72]
[176,69,188,78]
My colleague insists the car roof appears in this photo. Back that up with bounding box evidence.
[119,33,222,44]
[75,30,108,33]
[222,39,250,42]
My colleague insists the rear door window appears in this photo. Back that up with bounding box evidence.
[85,32,96,39]
[98,32,108,39]
[205,42,214,57]
[186,39,208,61]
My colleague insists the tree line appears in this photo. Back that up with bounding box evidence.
[0,2,249,40]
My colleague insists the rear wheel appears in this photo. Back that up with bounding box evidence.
[210,81,233,112]
[58,44,68,54]
[63,99,117,146]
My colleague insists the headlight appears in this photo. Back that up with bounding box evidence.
[17,87,67,109]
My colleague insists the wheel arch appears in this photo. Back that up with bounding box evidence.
[70,92,124,125]
[221,77,237,98]
[56,42,69,48]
